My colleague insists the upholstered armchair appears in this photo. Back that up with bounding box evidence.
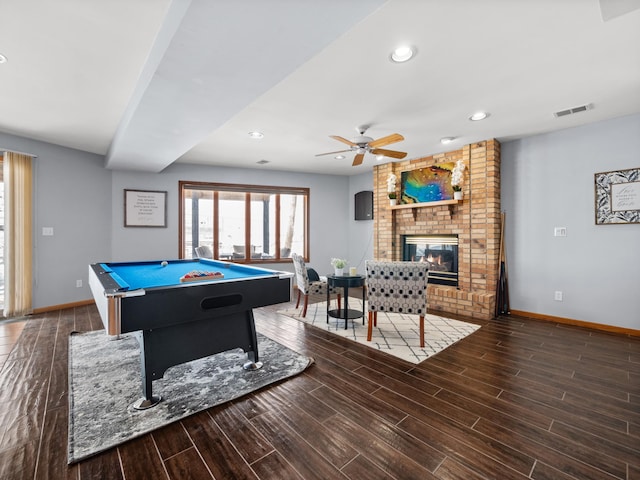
[194,245,213,258]
[291,253,341,317]
[365,260,429,347]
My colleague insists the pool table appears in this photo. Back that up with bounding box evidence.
[88,258,293,409]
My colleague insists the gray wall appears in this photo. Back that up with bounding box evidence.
[1,131,352,310]
[0,133,112,308]
[347,171,375,274]
[3,113,639,331]
[109,163,351,272]
[501,113,640,330]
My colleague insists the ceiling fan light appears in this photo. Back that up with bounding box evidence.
[469,111,489,121]
[356,147,367,154]
[390,45,415,63]
[248,131,264,139]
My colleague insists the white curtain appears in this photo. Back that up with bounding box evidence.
[3,151,33,317]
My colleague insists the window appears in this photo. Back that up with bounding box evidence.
[179,181,309,263]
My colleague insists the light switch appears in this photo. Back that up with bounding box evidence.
[42,227,54,236]
[554,227,566,237]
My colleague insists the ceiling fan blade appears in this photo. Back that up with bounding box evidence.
[315,149,351,157]
[330,135,357,147]
[368,133,404,148]
[371,148,407,159]
[352,153,365,166]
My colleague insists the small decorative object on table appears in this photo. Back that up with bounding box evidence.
[180,270,224,282]
[451,160,466,200]
[331,258,347,276]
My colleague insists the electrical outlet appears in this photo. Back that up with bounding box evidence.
[42,227,54,236]
[554,227,567,237]
[554,291,563,301]
[76,279,83,288]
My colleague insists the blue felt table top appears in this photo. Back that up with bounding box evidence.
[101,259,273,290]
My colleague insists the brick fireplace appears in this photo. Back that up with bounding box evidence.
[373,139,501,320]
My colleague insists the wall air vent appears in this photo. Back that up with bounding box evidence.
[554,103,593,118]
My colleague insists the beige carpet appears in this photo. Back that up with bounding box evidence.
[278,298,481,364]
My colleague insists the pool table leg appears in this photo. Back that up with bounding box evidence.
[131,309,263,408]
[242,311,263,371]
[133,331,162,410]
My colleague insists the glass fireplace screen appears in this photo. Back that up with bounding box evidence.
[402,235,458,287]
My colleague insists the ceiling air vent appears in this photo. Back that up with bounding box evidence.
[554,103,593,118]
[256,159,270,165]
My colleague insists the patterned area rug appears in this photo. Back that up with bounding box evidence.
[68,330,312,464]
[278,298,480,364]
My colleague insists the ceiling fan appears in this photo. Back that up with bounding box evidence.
[316,125,407,166]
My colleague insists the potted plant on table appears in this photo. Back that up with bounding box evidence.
[331,258,347,276]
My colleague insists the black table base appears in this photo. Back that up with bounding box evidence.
[326,274,366,329]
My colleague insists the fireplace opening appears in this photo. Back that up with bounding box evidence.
[402,235,458,287]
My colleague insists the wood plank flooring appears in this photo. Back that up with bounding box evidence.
[0,319,26,369]
[0,301,638,480]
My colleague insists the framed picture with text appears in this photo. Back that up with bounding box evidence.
[594,168,640,224]
[124,189,167,227]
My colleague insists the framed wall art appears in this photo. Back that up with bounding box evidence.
[400,162,456,204]
[124,189,168,227]
[594,167,640,224]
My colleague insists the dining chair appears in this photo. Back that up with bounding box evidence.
[365,260,429,347]
[291,253,341,317]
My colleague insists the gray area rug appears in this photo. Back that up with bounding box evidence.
[68,330,312,464]
[279,298,480,364]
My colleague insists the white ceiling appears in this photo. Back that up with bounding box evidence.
[1,0,639,175]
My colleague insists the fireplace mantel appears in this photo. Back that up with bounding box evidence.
[390,198,460,220]
[390,199,460,209]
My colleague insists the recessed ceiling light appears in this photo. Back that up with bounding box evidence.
[440,137,456,144]
[335,155,345,160]
[376,155,385,161]
[390,45,415,63]
[0,54,7,64]
[469,112,489,121]
[248,131,263,139]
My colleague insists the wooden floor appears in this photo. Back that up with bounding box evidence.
[0,301,638,480]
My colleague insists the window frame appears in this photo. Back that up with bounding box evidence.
[179,180,309,263]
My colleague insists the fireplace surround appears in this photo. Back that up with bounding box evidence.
[373,140,501,320]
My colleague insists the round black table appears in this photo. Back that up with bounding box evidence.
[326,274,366,329]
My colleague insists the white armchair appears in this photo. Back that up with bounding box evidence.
[365,260,429,347]
[194,245,213,258]
[291,253,341,317]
